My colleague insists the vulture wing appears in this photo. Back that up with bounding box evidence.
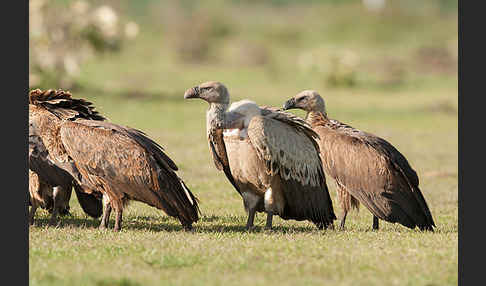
[247,113,336,226]
[58,119,199,224]
[208,128,243,196]
[247,114,324,187]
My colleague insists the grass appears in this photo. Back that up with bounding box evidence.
[29,1,457,285]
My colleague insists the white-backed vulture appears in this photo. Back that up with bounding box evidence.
[184,81,336,230]
[29,89,200,231]
[282,90,435,231]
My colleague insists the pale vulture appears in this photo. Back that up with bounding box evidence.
[29,89,200,231]
[184,81,336,230]
[283,90,435,231]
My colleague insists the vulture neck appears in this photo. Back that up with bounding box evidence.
[206,102,229,131]
[306,111,329,127]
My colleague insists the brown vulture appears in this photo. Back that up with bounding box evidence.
[29,89,200,231]
[282,90,435,231]
[29,89,104,225]
[184,81,336,230]
[28,169,106,226]
[29,170,72,225]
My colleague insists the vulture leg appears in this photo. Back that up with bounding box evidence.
[265,213,273,230]
[339,209,348,231]
[53,185,72,217]
[242,191,263,231]
[113,208,123,232]
[246,208,256,231]
[180,218,193,231]
[29,203,38,225]
[48,186,63,226]
[372,215,379,230]
[99,195,112,229]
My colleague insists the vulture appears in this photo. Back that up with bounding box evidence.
[184,81,336,230]
[29,89,104,225]
[29,89,200,231]
[28,169,105,226]
[29,170,71,225]
[282,90,435,231]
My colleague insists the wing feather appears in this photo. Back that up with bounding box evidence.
[59,120,199,223]
[315,118,435,228]
[208,128,242,196]
[247,114,325,188]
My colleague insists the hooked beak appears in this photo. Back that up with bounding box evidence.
[183,86,200,99]
[282,98,296,110]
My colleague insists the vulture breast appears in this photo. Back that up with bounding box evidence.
[223,132,270,194]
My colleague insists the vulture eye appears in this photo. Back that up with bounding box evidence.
[297,97,306,102]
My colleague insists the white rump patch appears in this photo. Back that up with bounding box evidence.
[223,128,241,137]
[264,188,273,205]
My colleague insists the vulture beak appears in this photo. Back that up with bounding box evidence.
[282,98,296,110]
[183,86,200,99]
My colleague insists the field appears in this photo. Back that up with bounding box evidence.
[29,1,458,285]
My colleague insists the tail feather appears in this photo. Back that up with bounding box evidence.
[153,168,200,227]
[279,177,336,228]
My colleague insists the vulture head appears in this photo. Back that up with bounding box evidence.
[183,81,230,104]
[282,90,327,115]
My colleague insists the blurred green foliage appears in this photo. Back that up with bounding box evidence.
[29,0,457,91]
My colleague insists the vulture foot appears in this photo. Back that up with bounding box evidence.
[182,223,194,232]
[98,223,109,230]
[48,212,59,227]
[339,210,348,230]
[47,219,59,228]
[245,208,257,231]
[372,216,379,230]
[264,213,273,230]
[29,206,38,226]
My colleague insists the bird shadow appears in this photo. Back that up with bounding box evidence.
[29,215,326,234]
[29,214,453,234]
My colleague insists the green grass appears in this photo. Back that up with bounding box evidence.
[29,1,457,285]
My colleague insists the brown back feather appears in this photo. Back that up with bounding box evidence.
[310,112,435,229]
[29,89,106,121]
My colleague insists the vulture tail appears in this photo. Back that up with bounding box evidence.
[367,185,435,231]
[279,178,336,229]
[154,167,200,228]
[388,171,435,231]
[407,186,435,231]
[73,183,103,218]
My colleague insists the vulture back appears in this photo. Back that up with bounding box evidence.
[314,117,435,230]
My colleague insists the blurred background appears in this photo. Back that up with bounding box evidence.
[30,0,457,94]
